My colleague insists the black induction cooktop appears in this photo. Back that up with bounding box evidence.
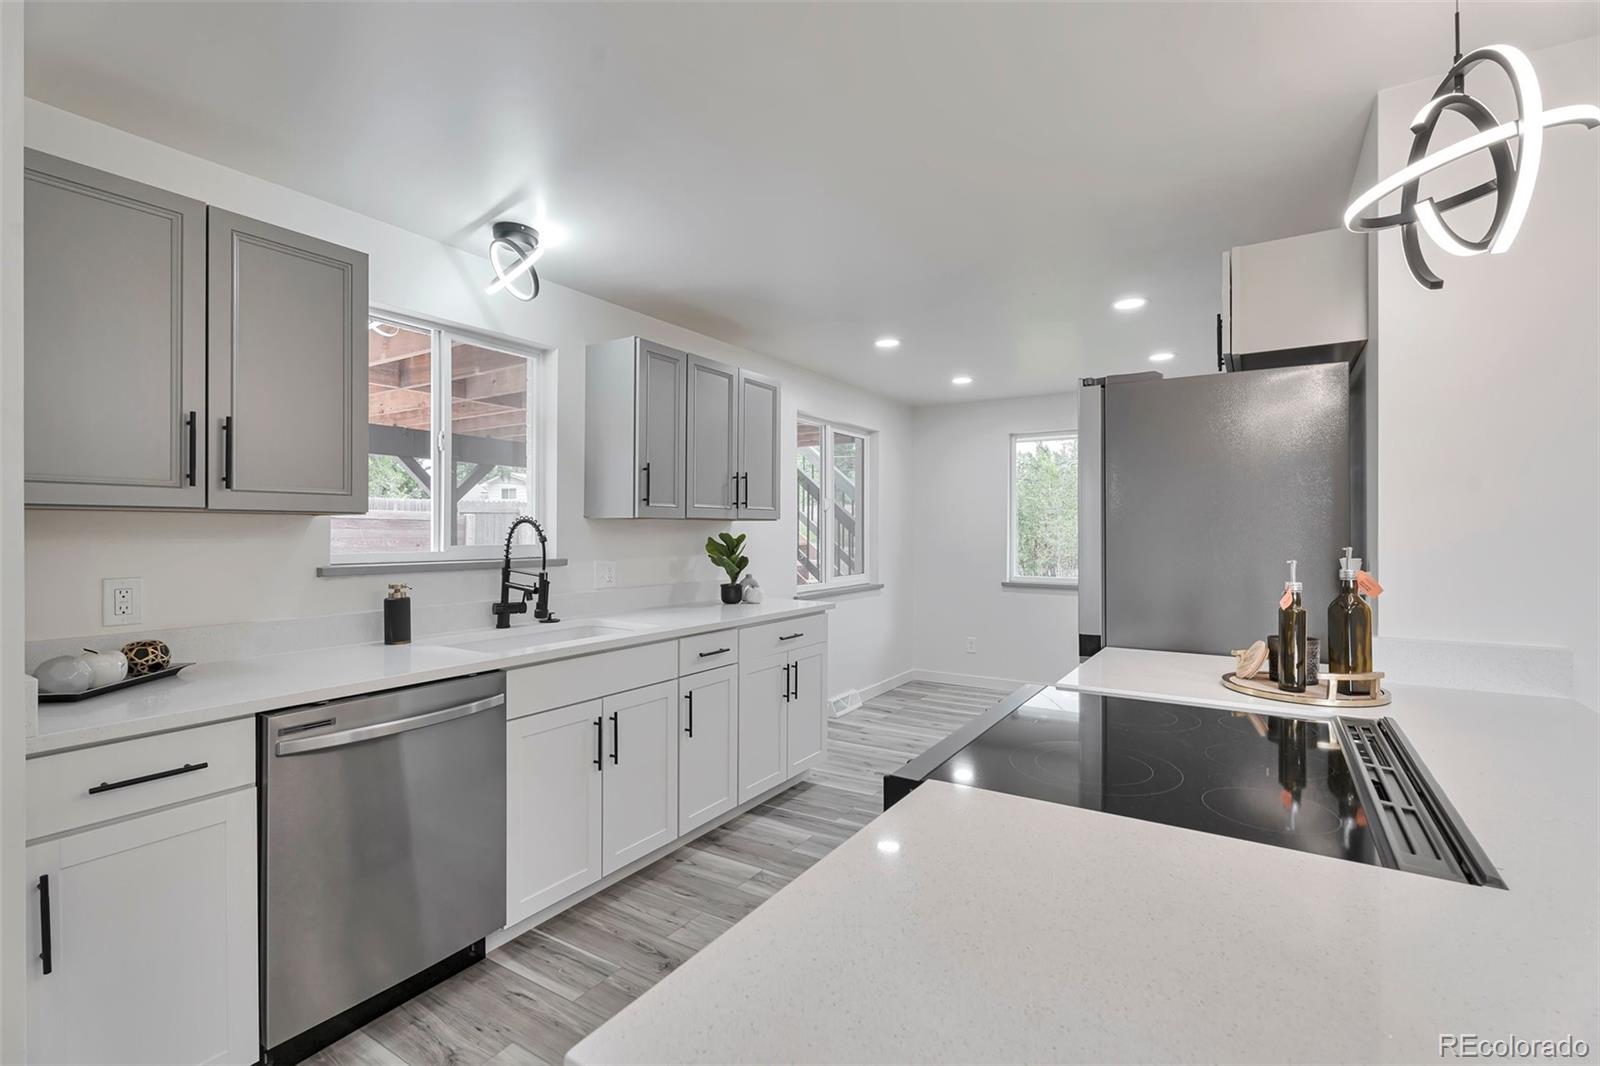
[885,686,1504,887]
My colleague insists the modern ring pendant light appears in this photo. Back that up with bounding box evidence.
[1343,3,1600,289]
[485,221,544,301]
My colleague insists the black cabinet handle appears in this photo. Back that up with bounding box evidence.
[221,416,234,489]
[593,717,603,770]
[782,662,791,703]
[610,712,620,764]
[87,761,208,795]
[684,690,694,737]
[641,462,651,505]
[791,660,799,700]
[740,472,749,508]
[697,647,730,658]
[778,632,804,642]
[731,473,740,508]
[185,411,197,486]
[37,875,51,976]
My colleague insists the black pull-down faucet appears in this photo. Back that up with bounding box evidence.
[492,516,559,628]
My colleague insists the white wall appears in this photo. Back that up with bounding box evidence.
[0,6,27,1057]
[1368,36,1599,708]
[910,393,1078,687]
[21,101,914,701]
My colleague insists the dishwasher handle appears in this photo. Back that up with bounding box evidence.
[274,694,505,756]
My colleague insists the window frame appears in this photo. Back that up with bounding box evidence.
[331,309,549,565]
[795,415,874,592]
[1007,429,1080,589]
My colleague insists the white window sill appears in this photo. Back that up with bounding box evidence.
[318,557,569,578]
[1001,579,1079,591]
[794,581,884,600]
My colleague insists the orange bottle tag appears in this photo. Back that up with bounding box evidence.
[1279,586,1293,610]
[1356,570,1383,597]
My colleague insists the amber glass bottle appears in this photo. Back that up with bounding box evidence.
[1327,547,1374,696]
[1278,560,1308,693]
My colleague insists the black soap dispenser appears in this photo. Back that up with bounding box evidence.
[384,583,412,646]
[1277,561,1308,693]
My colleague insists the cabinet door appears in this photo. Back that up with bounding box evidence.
[23,151,206,508]
[601,681,680,875]
[678,666,739,835]
[738,653,789,802]
[207,208,367,513]
[786,645,828,777]
[506,701,604,924]
[737,369,782,520]
[26,791,258,1066]
[686,355,739,520]
[635,340,687,518]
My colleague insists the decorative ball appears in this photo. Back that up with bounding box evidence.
[121,639,172,676]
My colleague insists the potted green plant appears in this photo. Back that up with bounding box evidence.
[705,532,750,604]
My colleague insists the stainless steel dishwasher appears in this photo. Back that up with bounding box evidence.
[260,671,506,1065]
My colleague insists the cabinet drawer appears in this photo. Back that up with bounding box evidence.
[739,613,828,660]
[27,718,256,841]
[678,630,739,675]
[506,641,677,720]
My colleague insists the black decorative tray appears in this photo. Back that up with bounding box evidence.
[39,663,194,703]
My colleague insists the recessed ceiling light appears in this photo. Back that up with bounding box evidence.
[1148,351,1176,363]
[951,375,973,386]
[1112,296,1148,312]
[874,336,900,350]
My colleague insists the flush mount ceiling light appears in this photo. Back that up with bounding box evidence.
[874,336,901,350]
[1112,296,1147,312]
[1343,5,1600,290]
[951,375,973,386]
[1148,351,1176,363]
[485,221,543,301]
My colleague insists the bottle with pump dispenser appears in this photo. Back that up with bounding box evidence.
[1327,547,1373,695]
[383,583,412,646]
[1277,560,1308,693]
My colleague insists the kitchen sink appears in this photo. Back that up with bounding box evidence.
[440,624,639,655]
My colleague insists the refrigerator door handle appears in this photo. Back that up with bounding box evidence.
[1076,379,1106,659]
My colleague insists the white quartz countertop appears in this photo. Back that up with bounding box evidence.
[568,650,1599,1065]
[28,599,829,756]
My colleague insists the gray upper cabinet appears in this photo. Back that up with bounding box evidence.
[23,151,207,508]
[586,338,780,521]
[585,337,688,518]
[206,209,367,514]
[736,369,781,520]
[686,356,739,520]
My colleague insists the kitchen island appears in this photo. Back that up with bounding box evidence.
[566,652,1599,1064]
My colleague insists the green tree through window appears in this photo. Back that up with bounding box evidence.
[1011,434,1078,581]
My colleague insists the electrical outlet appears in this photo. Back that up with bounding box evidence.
[594,561,617,589]
[103,577,143,627]
[965,636,977,654]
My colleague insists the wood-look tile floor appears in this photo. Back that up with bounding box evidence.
[306,680,1006,1066]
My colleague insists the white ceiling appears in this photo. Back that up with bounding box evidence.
[23,2,1598,405]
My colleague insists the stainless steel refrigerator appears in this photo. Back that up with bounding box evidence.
[1077,363,1352,660]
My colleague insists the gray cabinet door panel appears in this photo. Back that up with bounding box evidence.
[686,356,738,520]
[737,370,781,520]
[208,208,367,513]
[23,151,206,508]
[634,341,686,519]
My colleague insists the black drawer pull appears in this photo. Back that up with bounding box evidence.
[684,690,694,737]
[778,632,805,642]
[185,411,197,486]
[782,662,791,703]
[88,761,208,795]
[641,462,651,505]
[791,660,799,700]
[594,717,603,770]
[610,712,620,764]
[37,875,52,976]
[697,647,731,658]
[221,416,234,489]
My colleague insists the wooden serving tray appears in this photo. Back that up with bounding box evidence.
[1221,669,1390,709]
[39,663,194,703]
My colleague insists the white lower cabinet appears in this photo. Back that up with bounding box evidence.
[25,789,258,1066]
[506,700,605,924]
[786,643,828,777]
[738,652,790,803]
[678,666,739,835]
[601,681,680,875]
